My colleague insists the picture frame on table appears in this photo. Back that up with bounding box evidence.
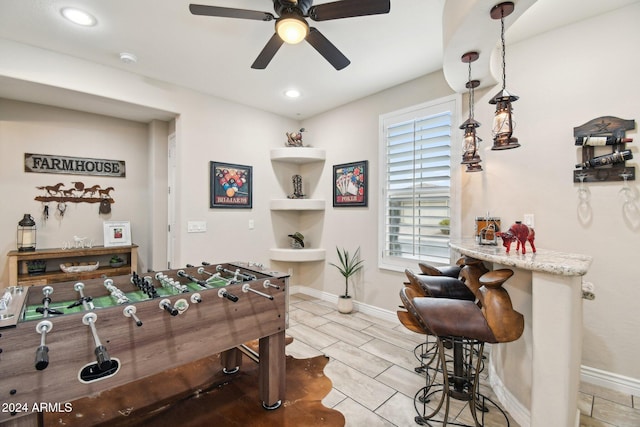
[210,161,253,208]
[333,160,368,207]
[103,221,132,247]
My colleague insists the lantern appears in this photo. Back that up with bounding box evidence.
[17,214,36,251]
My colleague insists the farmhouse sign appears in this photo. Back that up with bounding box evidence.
[24,153,126,177]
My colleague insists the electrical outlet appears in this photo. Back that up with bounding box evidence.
[523,214,534,228]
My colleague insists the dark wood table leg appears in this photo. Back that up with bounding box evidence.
[258,330,286,410]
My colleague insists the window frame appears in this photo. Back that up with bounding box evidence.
[378,94,461,272]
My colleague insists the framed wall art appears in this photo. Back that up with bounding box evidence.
[210,161,253,208]
[103,221,132,247]
[333,160,368,207]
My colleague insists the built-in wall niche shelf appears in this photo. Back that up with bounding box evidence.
[270,147,326,163]
[269,146,326,263]
[270,199,325,210]
[573,116,635,183]
[269,248,326,262]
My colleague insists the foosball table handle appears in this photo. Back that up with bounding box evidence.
[218,288,239,303]
[94,345,113,371]
[159,299,179,316]
[35,345,49,371]
[34,320,53,371]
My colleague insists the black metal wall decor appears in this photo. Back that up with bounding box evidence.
[573,116,635,183]
[35,182,115,218]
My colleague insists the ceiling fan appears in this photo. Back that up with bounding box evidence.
[189,0,391,70]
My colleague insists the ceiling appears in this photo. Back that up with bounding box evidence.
[0,0,637,121]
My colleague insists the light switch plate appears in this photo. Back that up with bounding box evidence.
[523,214,534,228]
[187,221,207,233]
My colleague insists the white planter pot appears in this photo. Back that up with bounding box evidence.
[337,296,353,314]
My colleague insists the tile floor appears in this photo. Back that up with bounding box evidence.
[285,293,640,427]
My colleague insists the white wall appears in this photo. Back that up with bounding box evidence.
[466,3,640,382]
[299,71,457,308]
[0,99,154,277]
[0,39,299,282]
[301,3,640,385]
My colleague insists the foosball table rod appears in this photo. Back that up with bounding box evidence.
[207,272,237,285]
[35,286,63,317]
[176,269,207,289]
[123,305,143,326]
[242,283,273,300]
[263,280,280,290]
[82,312,113,371]
[215,265,257,281]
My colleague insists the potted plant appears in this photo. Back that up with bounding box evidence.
[109,255,125,268]
[439,218,450,235]
[329,247,364,314]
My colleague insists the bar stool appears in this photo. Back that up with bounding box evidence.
[401,269,524,426]
[403,269,476,375]
[458,256,489,297]
[418,259,463,279]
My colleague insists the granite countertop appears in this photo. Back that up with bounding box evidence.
[449,239,592,276]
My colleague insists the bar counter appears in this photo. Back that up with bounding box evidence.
[449,239,592,427]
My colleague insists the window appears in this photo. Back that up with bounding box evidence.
[379,95,460,271]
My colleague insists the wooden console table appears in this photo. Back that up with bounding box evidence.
[7,245,138,287]
[449,239,592,427]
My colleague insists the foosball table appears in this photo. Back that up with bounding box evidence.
[0,261,288,426]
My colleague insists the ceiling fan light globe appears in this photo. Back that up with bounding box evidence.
[276,17,309,44]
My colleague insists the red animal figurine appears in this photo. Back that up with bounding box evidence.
[497,221,536,254]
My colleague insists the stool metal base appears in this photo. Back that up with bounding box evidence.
[413,337,510,427]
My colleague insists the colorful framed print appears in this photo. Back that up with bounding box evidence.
[210,162,253,208]
[103,221,132,247]
[333,160,368,207]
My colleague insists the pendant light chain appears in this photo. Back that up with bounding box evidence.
[468,60,474,119]
[500,9,507,91]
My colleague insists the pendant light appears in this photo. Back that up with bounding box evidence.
[489,2,520,150]
[460,51,482,172]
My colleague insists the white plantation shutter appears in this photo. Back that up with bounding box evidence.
[380,98,456,268]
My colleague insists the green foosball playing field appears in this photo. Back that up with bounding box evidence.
[22,278,230,321]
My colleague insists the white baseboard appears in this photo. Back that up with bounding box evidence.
[290,286,640,402]
[289,285,398,324]
[580,364,640,396]
[488,355,531,427]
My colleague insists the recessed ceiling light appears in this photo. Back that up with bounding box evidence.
[60,7,97,26]
[119,52,138,64]
[284,89,301,98]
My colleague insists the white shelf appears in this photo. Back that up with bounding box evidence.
[269,248,326,262]
[270,199,325,211]
[270,147,326,163]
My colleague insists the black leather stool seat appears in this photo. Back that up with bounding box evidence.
[406,270,476,301]
[418,262,461,278]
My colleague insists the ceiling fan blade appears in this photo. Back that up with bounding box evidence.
[308,0,390,21]
[251,33,285,69]
[305,27,350,70]
[189,4,274,21]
